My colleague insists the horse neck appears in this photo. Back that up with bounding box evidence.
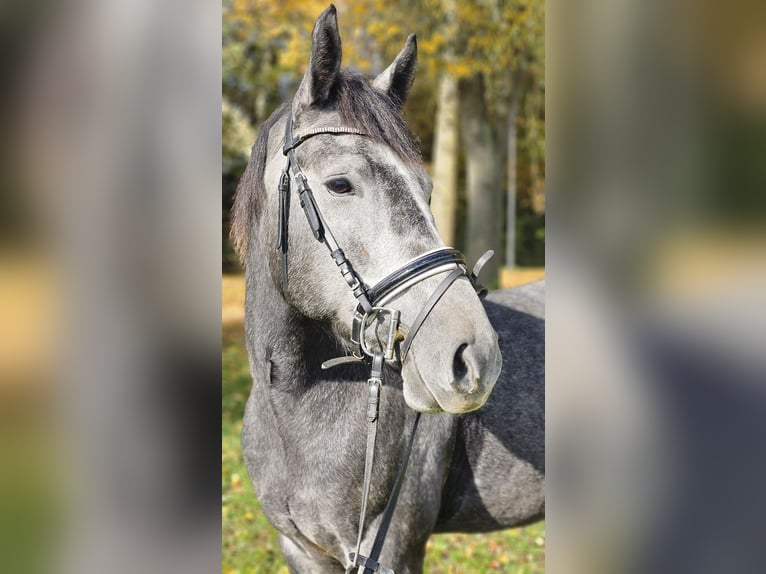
[243,239,338,392]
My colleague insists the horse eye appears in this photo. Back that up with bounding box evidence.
[325,177,353,195]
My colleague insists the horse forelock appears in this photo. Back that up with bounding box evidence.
[230,69,422,260]
[333,70,421,164]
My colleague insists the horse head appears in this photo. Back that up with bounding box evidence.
[233,5,502,414]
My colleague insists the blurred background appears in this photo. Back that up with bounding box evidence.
[0,0,764,573]
[222,1,546,571]
[547,0,766,571]
[1,1,221,573]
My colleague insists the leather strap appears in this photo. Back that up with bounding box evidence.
[284,125,366,154]
[470,249,494,299]
[348,410,421,574]
[399,268,465,360]
[397,250,493,360]
[351,352,384,572]
[321,355,366,370]
[365,248,466,305]
[365,412,420,571]
[347,554,393,574]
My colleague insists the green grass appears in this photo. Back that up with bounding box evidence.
[223,318,545,573]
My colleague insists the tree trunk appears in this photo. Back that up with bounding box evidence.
[505,92,519,269]
[430,74,459,245]
[460,74,503,286]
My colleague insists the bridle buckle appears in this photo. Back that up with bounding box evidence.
[359,307,401,362]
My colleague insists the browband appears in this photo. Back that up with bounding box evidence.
[283,125,367,155]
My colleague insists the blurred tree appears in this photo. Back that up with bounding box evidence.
[223,0,328,124]
[222,0,328,270]
[452,0,544,280]
[430,0,460,246]
[431,73,460,244]
[460,73,504,280]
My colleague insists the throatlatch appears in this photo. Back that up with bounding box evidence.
[277,113,494,574]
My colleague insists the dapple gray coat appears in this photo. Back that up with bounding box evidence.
[234,6,544,572]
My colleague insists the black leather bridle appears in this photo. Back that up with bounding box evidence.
[277,114,493,574]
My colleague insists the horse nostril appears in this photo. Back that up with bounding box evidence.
[451,343,475,393]
[452,343,469,379]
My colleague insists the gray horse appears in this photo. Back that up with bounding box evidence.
[232,6,544,572]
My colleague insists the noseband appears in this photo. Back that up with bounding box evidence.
[277,114,493,574]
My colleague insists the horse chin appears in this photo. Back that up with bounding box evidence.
[401,366,444,413]
[400,351,495,414]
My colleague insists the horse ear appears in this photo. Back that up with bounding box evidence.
[294,5,342,109]
[373,34,417,107]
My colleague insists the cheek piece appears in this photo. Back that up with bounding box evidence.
[277,113,494,574]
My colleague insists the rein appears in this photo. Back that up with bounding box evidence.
[278,114,492,574]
